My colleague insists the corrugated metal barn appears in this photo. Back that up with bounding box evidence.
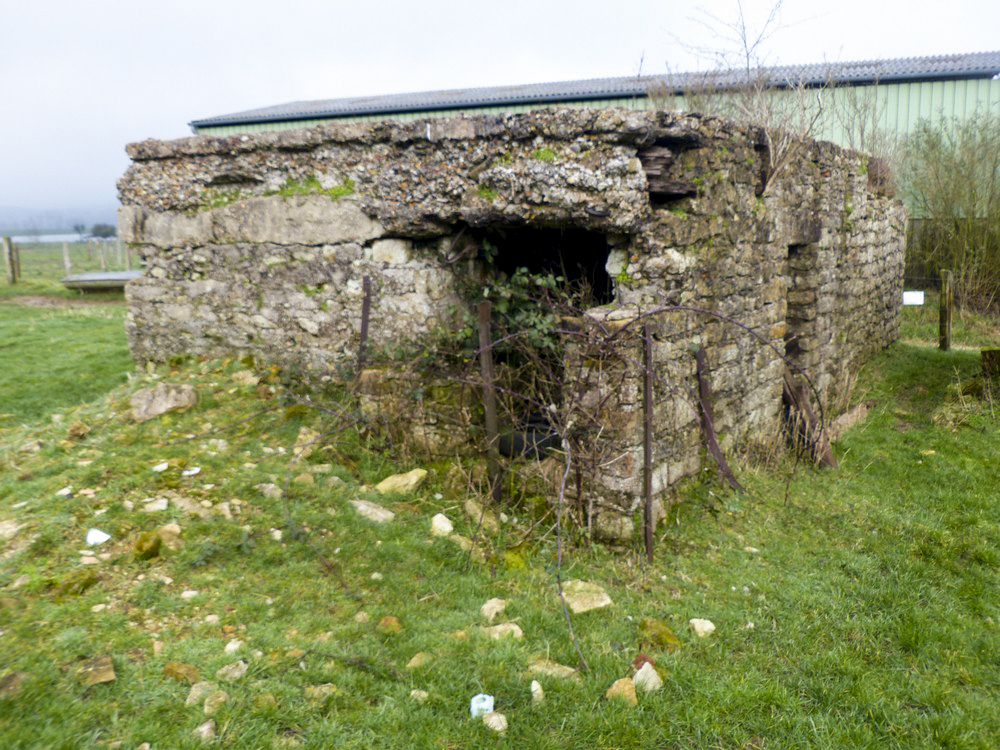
[190,51,1000,151]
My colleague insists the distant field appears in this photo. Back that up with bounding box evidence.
[4,240,137,283]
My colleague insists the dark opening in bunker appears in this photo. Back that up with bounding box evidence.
[473,226,614,306]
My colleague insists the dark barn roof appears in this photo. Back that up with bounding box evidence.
[191,50,1000,131]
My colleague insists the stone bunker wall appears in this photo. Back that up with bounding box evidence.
[119,109,905,538]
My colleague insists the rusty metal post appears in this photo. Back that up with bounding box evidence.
[642,323,654,565]
[357,275,372,375]
[478,300,502,505]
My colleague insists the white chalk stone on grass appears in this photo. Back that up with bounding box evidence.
[215,660,248,682]
[480,622,523,640]
[185,681,217,707]
[689,618,716,638]
[375,468,427,495]
[192,719,216,743]
[483,712,508,733]
[430,513,454,537]
[350,499,395,524]
[526,657,581,682]
[530,680,544,704]
[141,497,169,512]
[480,598,507,623]
[86,528,111,546]
[410,689,429,704]
[560,580,613,614]
[633,661,663,693]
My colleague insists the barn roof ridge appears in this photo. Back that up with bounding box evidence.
[190,50,1000,130]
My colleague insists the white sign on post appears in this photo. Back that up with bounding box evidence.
[902,291,925,306]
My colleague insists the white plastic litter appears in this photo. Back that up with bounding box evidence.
[86,528,111,546]
[469,693,494,718]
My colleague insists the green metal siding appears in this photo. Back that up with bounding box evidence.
[194,79,1000,151]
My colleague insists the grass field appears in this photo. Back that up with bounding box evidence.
[2,239,135,290]
[0,286,998,748]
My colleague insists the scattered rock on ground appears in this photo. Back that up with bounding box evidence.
[375,616,403,635]
[463,498,499,534]
[231,370,260,387]
[19,439,43,454]
[192,719,216,743]
[67,421,91,440]
[526,658,581,682]
[483,712,508,733]
[164,662,200,684]
[203,690,229,716]
[448,534,486,562]
[633,661,664,693]
[605,677,638,706]
[375,468,427,495]
[480,598,507,623]
[350,499,395,524]
[140,497,169,513]
[689,618,716,638]
[410,689,429,703]
[292,427,321,461]
[304,684,340,702]
[215,660,248,682]
[481,622,523,640]
[531,680,544,704]
[560,580,613,614]
[0,672,29,700]
[406,652,433,669]
[430,513,453,537]
[131,383,198,423]
[185,681,217,706]
[257,483,283,499]
[78,655,116,687]
[0,520,21,542]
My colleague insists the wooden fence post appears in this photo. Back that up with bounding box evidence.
[116,236,123,266]
[124,243,132,271]
[63,242,73,275]
[3,236,15,284]
[98,241,107,272]
[939,269,953,351]
[12,243,20,280]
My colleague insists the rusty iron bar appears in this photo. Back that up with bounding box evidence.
[477,300,502,505]
[694,347,744,492]
[357,275,372,375]
[642,323,655,565]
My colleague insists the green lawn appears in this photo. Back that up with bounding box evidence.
[0,299,997,748]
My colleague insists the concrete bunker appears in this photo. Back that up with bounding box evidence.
[118,108,906,541]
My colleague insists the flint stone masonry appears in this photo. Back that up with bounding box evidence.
[119,108,905,540]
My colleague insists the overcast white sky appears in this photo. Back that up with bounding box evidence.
[1,0,997,225]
